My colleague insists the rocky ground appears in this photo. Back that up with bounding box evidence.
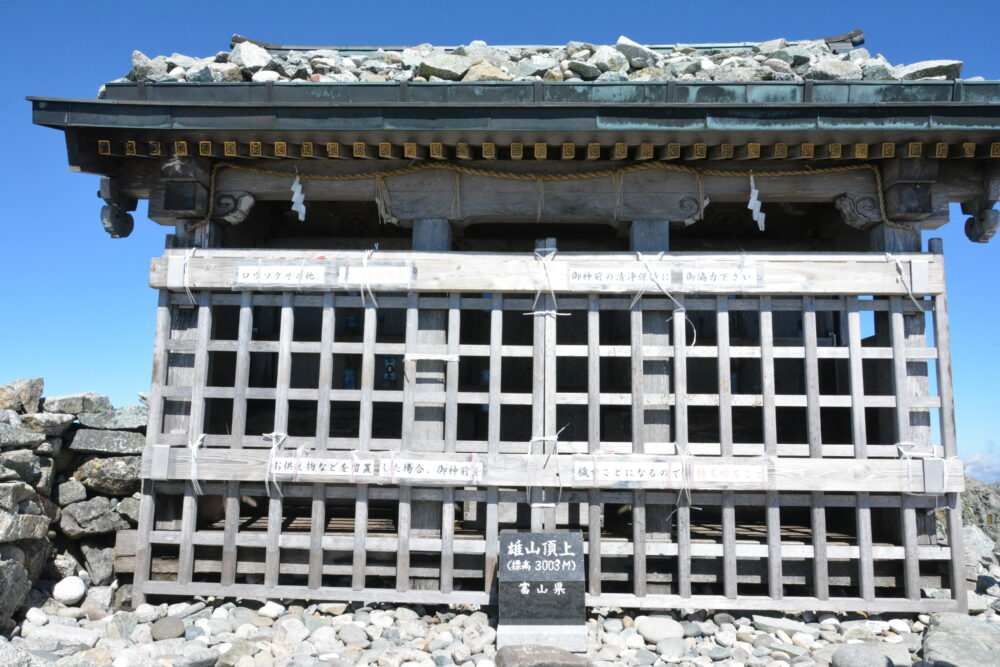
[3,376,1000,666]
[104,34,973,96]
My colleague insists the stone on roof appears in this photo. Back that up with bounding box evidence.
[103,34,966,96]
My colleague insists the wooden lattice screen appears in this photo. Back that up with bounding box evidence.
[132,249,966,613]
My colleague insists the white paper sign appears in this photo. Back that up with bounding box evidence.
[567,264,672,290]
[573,459,682,484]
[340,264,414,287]
[680,263,760,288]
[690,462,767,485]
[270,455,375,479]
[234,265,326,287]
[379,458,484,483]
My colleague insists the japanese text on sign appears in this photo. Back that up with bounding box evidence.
[234,265,326,287]
[679,263,760,288]
[573,460,682,484]
[504,538,579,576]
[339,264,414,287]
[270,456,375,478]
[379,458,483,483]
[567,264,671,290]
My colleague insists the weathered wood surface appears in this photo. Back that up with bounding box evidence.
[142,449,964,492]
[151,250,945,296]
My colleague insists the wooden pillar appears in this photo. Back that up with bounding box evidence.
[409,219,451,587]
[630,221,673,596]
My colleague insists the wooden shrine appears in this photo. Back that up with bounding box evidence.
[30,43,1000,614]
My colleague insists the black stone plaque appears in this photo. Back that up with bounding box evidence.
[498,532,585,626]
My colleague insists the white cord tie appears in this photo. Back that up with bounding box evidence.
[264,432,288,497]
[188,433,205,496]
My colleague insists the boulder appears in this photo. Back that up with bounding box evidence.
[0,450,41,484]
[615,36,661,68]
[53,575,88,605]
[923,612,1000,665]
[514,55,559,77]
[636,616,684,643]
[151,615,186,640]
[0,480,35,510]
[566,60,601,80]
[805,59,863,80]
[50,551,83,579]
[418,53,474,80]
[56,478,87,506]
[69,429,145,455]
[589,45,628,72]
[21,622,100,651]
[0,378,44,413]
[895,59,963,80]
[0,509,49,541]
[77,405,148,431]
[752,615,820,639]
[72,455,141,495]
[81,538,115,586]
[495,645,588,667]
[60,496,127,538]
[43,392,112,415]
[0,558,30,623]
[229,41,272,72]
[462,62,513,82]
[0,424,46,449]
[20,413,75,437]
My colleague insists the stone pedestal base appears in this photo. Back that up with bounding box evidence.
[496,624,588,653]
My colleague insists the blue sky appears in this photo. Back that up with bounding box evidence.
[2,1,998,478]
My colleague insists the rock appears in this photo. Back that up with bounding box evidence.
[60,496,126,537]
[636,616,684,643]
[77,406,148,431]
[708,646,730,661]
[514,56,559,77]
[462,62,513,82]
[418,53,474,80]
[152,615,187,640]
[50,551,82,579]
[339,623,370,647]
[895,59,963,80]
[752,615,820,640]
[0,558,30,623]
[495,645,588,667]
[589,45,628,72]
[805,59,862,80]
[656,637,685,659]
[25,607,48,625]
[43,392,112,415]
[0,378,44,413]
[0,480,35,510]
[80,539,115,585]
[115,495,141,524]
[566,60,601,80]
[251,70,281,82]
[0,450,41,484]
[56,478,87,506]
[72,455,140,495]
[615,36,661,67]
[0,424,47,448]
[69,429,145,455]
[462,624,496,653]
[0,509,49,541]
[53,575,87,604]
[923,612,1000,665]
[20,413,75,437]
[21,622,101,650]
[258,600,285,618]
[758,38,789,54]
[230,41,272,72]
[773,45,813,68]
[82,585,114,619]
[965,524,997,566]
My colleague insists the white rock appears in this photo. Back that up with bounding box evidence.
[887,618,911,635]
[230,41,272,72]
[791,631,814,649]
[25,607,48,625]
[252,70,281,83]
[625,633,647,649]
[53,576,87,605]
[258,600,285,619]
[212,607,230,619]
[636,616,685,643]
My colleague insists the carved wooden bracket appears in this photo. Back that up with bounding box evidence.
[98,176,137,238]
[835,193,881,230]
[213,191,256,225]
